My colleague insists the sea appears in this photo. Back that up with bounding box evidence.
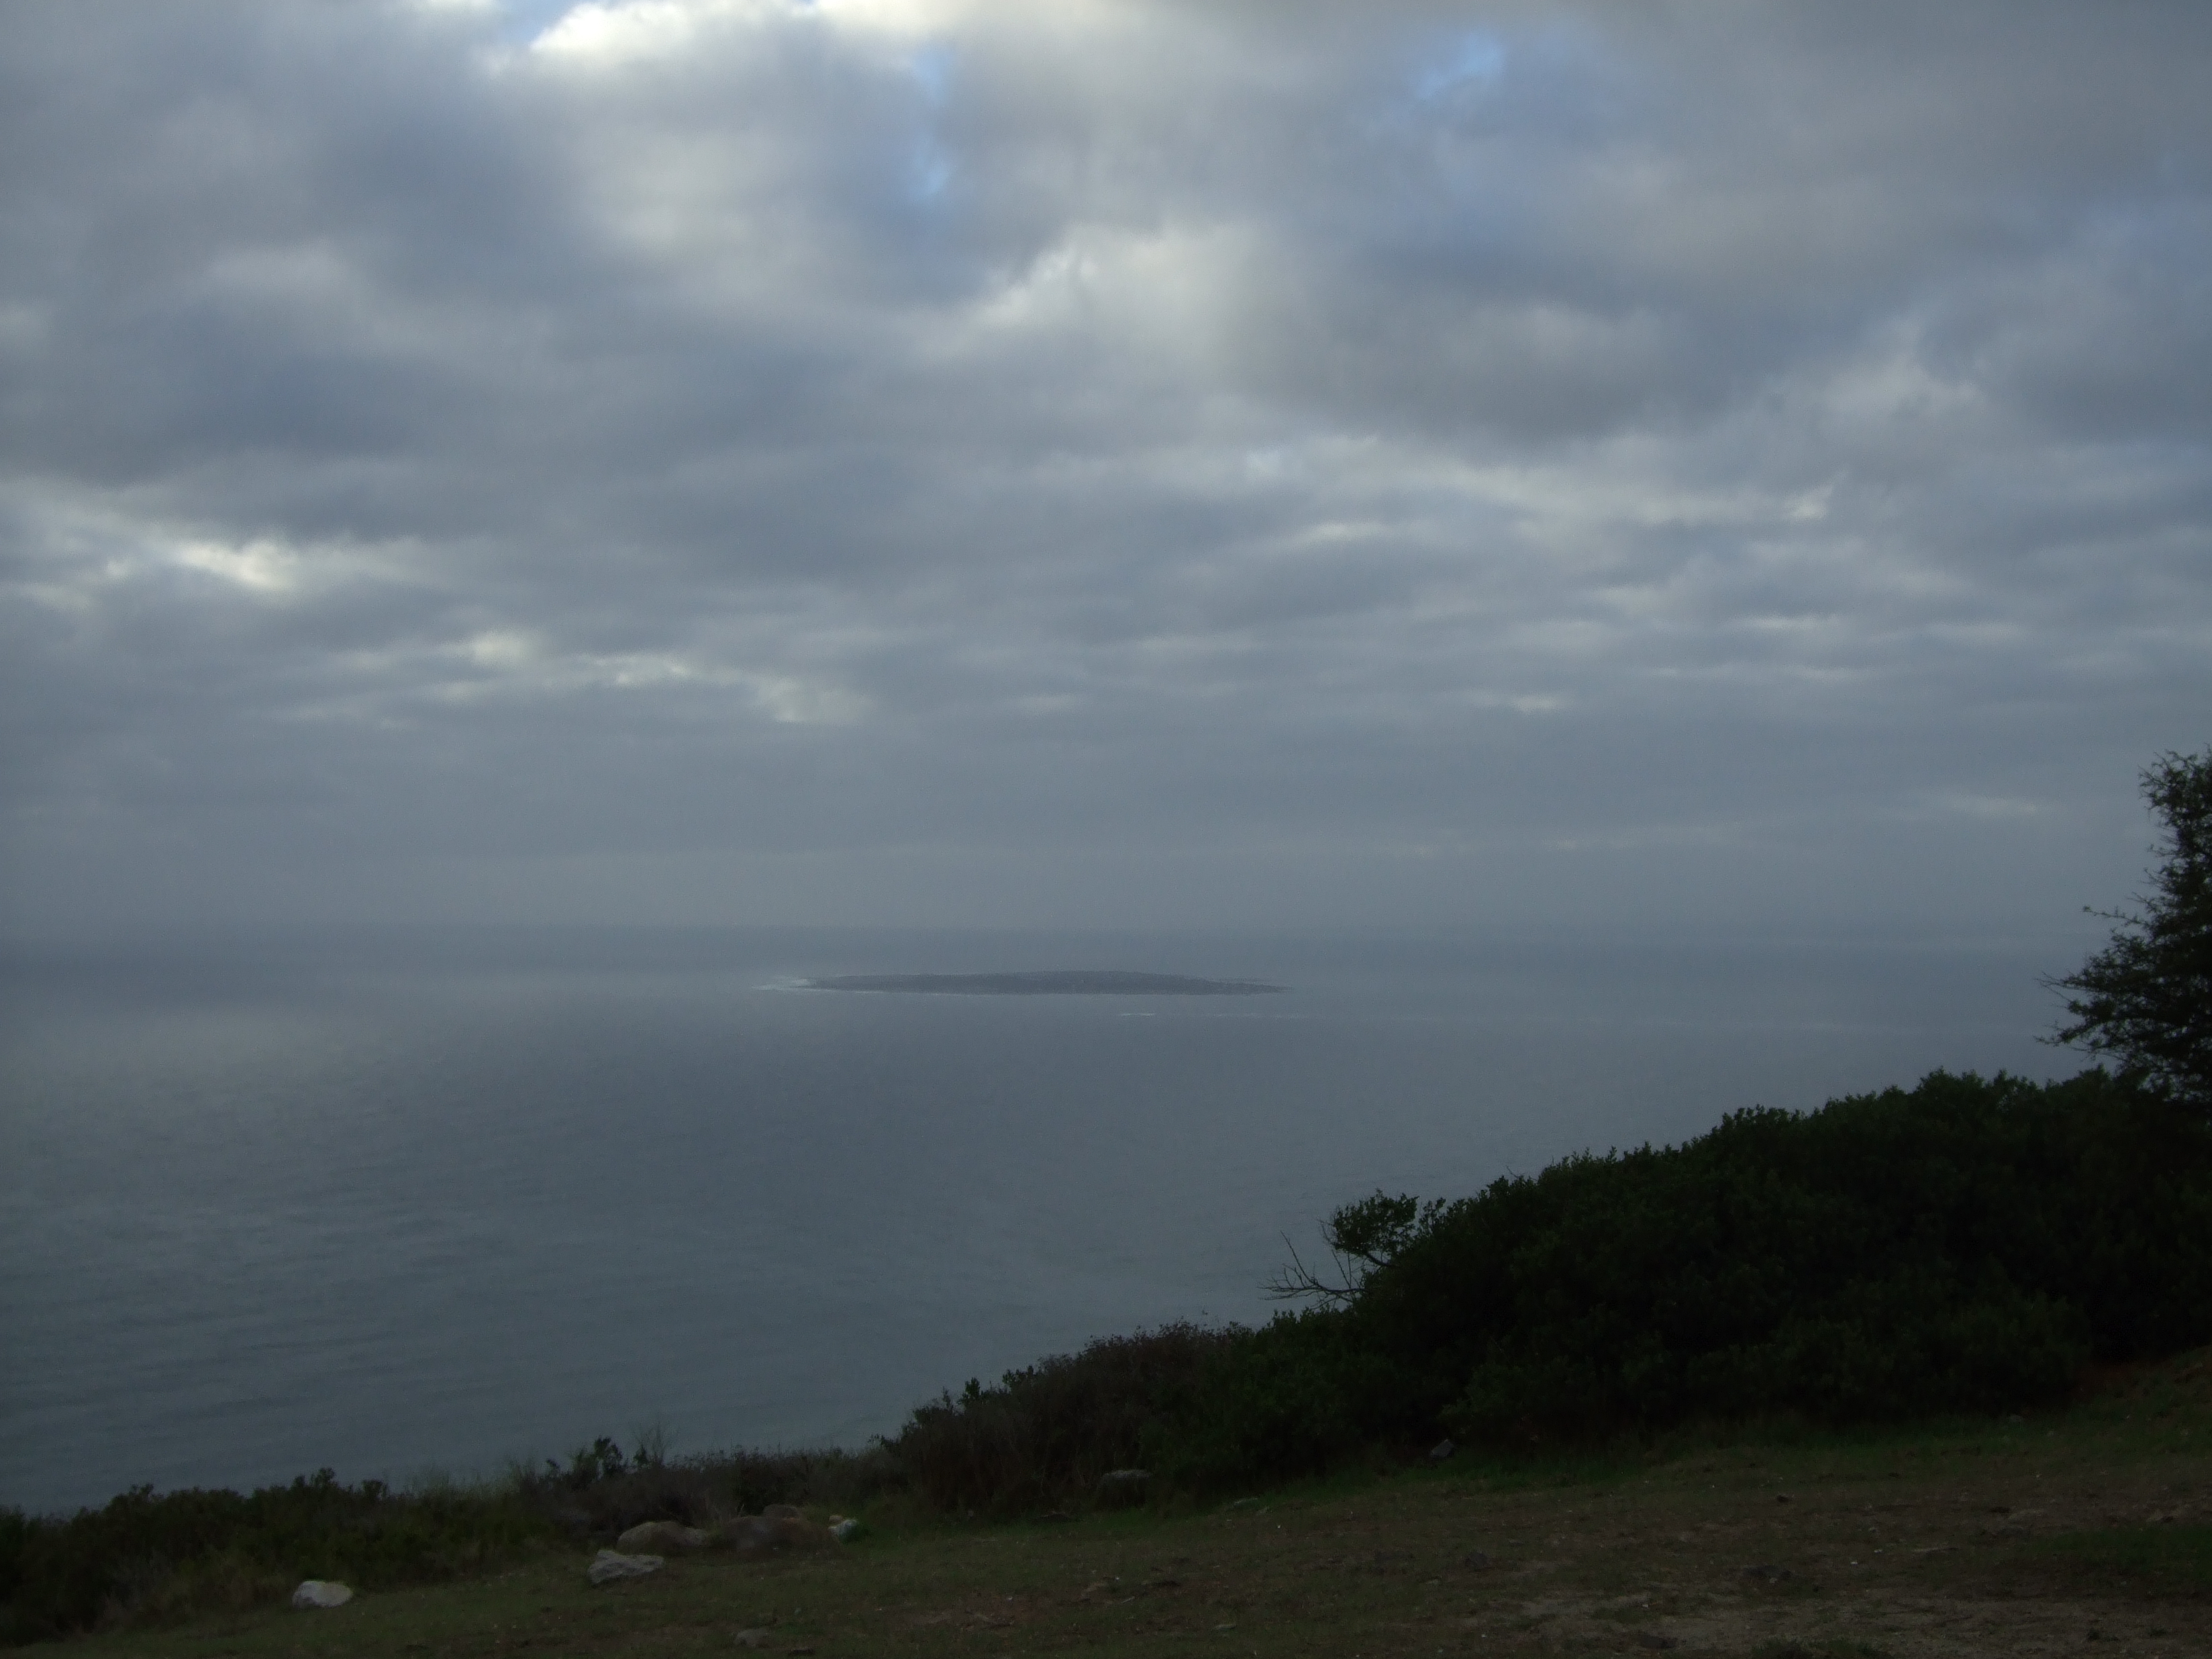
[0,923,2074,1516]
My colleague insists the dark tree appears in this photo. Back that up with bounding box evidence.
[1265,1191,1443,1303]
[2048,748,2212,1107]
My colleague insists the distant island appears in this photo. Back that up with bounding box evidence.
[803,970,1286,996]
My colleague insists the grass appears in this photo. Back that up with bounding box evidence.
[2012,1526,2212,1597]
[35,1351,2212,1658]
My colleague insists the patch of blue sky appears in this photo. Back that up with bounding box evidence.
[1412,30,1507,103]
[907,42,955,107]
[907,141,954,205]
[900,45,956,206]
[495,0,576,48]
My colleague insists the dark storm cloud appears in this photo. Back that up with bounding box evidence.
[2,0,2207,935]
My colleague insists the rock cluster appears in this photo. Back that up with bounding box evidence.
[615,1521,712,1554]
[588,1507,844,1581]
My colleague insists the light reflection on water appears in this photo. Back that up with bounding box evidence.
[0,925,2066,1513]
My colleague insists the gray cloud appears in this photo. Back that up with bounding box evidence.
[3,0,2208,939]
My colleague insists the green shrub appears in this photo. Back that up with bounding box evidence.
[876,1068,2212,1507]
[0,1510,26,1614]
[511,1442,900,1536]
[1140,1307,1399,1493]
[1,1470,557,1645]
[885,1323,1239,1515]
[1,1439,909,1645]
[1339,1068,2212,1445]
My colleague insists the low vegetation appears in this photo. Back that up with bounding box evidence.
[19,1355,2212,1657]
[0,1470,551,1644]
[889,1068,2212,1514]
[0,1444,898,1643]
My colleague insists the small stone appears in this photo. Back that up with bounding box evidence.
[291,1580,354,1609]
[830,1517,861,1541]
[1428,1438,1456,1464]
[588,1549,665,1585]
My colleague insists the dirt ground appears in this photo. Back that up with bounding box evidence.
[827,1426,2211,1659]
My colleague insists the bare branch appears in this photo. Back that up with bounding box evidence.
[1262,1233,1356,1303]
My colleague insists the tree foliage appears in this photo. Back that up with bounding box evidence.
[2048,748,2212,1108]
[1264,1191,1444,1303]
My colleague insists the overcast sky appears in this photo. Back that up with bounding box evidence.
[3,0,2207,942]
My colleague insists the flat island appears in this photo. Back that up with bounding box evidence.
[803,970,1286,996]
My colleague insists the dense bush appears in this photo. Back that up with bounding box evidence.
[885,1323,1238,1515]
[1358,1068,2212,1444]
[1136,1307,1397,1492]
[882,1068,2212,1509]
[876,1315,1404,1513]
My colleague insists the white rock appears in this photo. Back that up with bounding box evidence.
[587,1549,665,1585]
[830,1517,860,1541]
[291,1580,354,1609]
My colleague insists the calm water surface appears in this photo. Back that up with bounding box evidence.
[0,925,2066,1513]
